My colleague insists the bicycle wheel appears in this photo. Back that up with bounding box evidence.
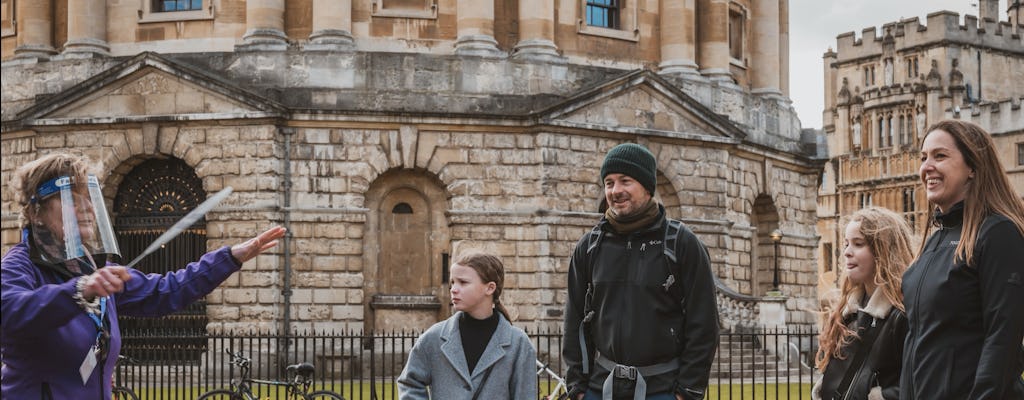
[196,389,245,400]
[304,390,345,400]
[111,386,139,400]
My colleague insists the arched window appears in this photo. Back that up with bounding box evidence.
[114,157,207,362]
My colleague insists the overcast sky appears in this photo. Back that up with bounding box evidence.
[787,0,1006,129]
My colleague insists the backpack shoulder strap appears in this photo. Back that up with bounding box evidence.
[586,224,603,255]
[663,219,688,309]
[663,219,683,264]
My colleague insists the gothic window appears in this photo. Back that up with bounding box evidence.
[729,8,745,60]
[903,188,917,229]
[152,0,202,12]
[877,117,885,147]
[906,57,919,78]
[822,243,833,274]
[586,0,619,29]
[898,115,905,146]
[1017,143,1024,166]
[887,116,894,147]
[859,193,872,208]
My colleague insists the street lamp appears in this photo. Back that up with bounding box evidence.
[770,229,783,292]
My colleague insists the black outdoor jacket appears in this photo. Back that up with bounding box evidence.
[816,297,906,400]
[562,207,720,399]
[900,203,1024,399]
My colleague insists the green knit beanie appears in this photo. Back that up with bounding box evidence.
[600,143,657,195]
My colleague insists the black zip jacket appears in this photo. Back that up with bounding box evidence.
[816,294,906,400]
[562,208,719,399]
[900,203,1024,399]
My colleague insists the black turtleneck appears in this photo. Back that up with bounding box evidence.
[934,201,965,229]
[459,311,499,373]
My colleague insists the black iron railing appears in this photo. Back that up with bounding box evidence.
[116,327,818,399]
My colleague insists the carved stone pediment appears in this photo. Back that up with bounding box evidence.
[13,52,285,127]
[540,70,746,141]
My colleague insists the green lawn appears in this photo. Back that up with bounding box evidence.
[707,383,813,399]
[124,381,813,399]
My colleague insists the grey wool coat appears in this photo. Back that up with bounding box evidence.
[397,311,538,400]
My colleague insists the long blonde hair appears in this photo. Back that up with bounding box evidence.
[918,120,1024,266]
[815,207,914,370]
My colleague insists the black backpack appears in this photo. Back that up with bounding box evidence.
[577,219,691,374]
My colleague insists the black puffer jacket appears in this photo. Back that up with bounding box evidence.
[562,207,719,399]
[814,288,906,400]
[901,203,1024,399]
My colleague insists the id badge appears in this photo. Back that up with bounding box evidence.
[79,345,99,384]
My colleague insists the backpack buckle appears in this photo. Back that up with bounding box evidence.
[613,365,637,380]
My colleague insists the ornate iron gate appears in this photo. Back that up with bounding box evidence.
[114,158,208,361]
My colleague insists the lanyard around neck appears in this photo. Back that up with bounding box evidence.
[88,297,108,337]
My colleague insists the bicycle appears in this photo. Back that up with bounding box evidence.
[197,349,344,400]
[112,355,140,400]
[536,359,567,400]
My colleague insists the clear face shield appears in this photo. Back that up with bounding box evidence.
[30,175,120,267]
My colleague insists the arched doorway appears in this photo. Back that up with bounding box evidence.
[363,170,450,333]
[114,157,208,361]
[751,194,781,296]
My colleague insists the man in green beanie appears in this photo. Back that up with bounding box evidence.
[562,143,719,400]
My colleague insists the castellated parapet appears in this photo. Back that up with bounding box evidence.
[835,11,1023,63]
[949,96,1024,135]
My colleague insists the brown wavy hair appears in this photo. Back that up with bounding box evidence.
[452,251,511,321]
[918,120,1024,266]
[815,207,914,370]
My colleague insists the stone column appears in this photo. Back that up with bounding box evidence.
[659,0,699,77]
[750,0,781,95]
[512,0,560,61]
[697,0,731,82]
[239,0,288,51]
[454,0,501,57]
[778,0,789,97]
[307,0,355,51]
[14,0,57,59]
[62,0,109,57]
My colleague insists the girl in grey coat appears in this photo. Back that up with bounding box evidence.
[398,252,537,400]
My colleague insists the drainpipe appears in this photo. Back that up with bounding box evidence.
[976,50,982,102]
[280,126,294,335]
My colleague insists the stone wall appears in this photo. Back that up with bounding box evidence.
[3,47,821,331]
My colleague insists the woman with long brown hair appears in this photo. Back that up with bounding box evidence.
[813,207,913,400]
[901,119,1024,399]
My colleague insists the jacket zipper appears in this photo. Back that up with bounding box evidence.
[840,319,870,400]
[906,228,946,397]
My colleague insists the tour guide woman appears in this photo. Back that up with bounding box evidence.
[1,153,286,399]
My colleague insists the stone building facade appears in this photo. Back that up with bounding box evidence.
[817,0,1024,295]
[2,0,822,334]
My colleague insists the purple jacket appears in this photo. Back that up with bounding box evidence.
[1,242,242,399]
